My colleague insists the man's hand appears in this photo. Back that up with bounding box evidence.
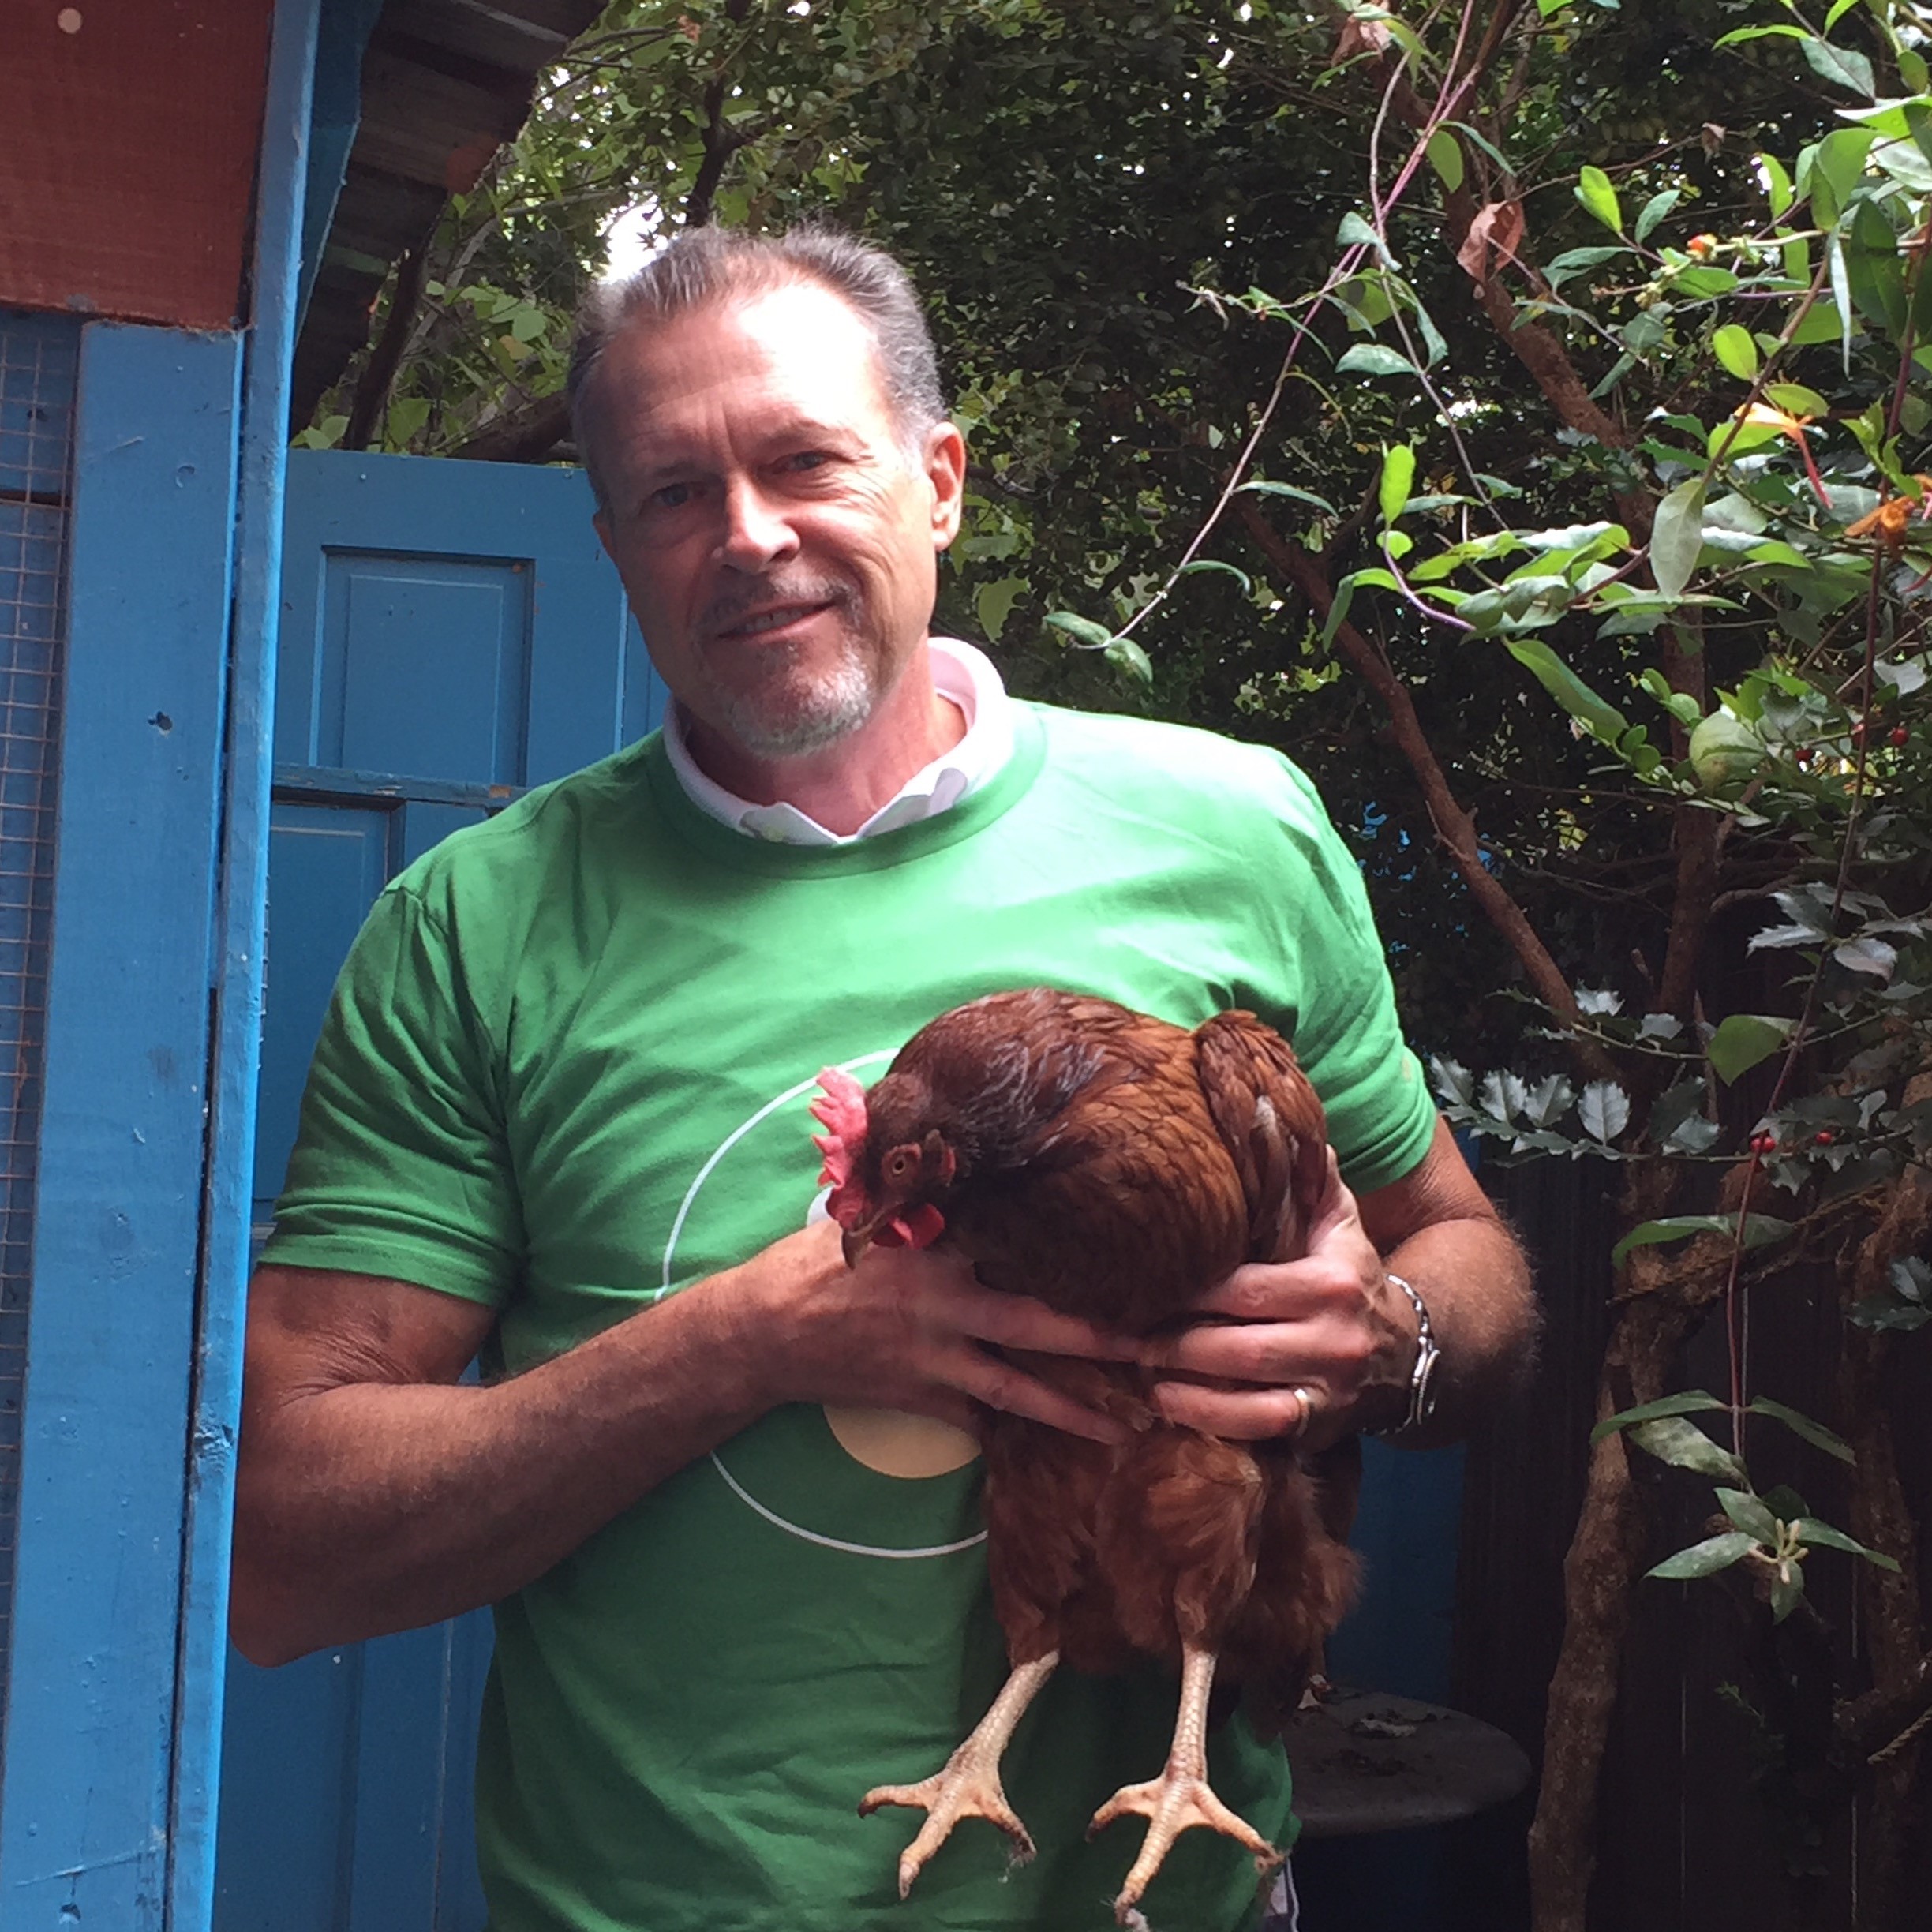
[1140,1118,1536,1448]
[732,1220,1135,1444]
[1139,1155,1417,1447]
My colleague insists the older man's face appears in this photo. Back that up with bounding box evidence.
[590,279,964,762]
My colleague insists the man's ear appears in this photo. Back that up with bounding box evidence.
[925,421,968,550]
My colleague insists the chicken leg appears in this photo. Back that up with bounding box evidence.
[859,1650,1058,1896]
[1088,1642,1282,1924]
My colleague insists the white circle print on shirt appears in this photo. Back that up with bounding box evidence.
[659,1054,984,1560]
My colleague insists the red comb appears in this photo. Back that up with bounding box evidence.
[810,1065,869,1188]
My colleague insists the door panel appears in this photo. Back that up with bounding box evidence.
[320,553,532,783]
[215,451,663,1932]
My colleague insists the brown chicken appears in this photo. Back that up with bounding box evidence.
[808,987,1361,1925]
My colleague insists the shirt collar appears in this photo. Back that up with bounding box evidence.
[661,637,1016,846]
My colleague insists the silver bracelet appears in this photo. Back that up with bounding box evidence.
[1370,1273,1440,1436]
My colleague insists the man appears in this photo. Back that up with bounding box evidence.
[233,225,1533,1932]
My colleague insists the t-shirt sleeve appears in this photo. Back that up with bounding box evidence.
[1262,762,1439,1196]
[260,881,523,1305]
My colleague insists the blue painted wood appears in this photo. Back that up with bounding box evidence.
[0,324,243,1931]
[253,803,394,1234]
[277,450,660,781]
[172,7,324,1928]
[215,447,661,1932]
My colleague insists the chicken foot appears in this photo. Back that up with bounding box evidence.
[859,1649,1059,1897]
[1088,1641,1282,1925]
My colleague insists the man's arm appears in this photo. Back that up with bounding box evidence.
[1141,1117,1535,1447]
[230,1221,1133,1666]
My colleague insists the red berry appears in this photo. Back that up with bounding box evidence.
[1687,234,1719,258]
[1814,1130,1835,1146]
[1891,727,1908,748]
[1794,747,1813,767]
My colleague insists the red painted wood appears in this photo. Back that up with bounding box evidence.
[0,0,272,329]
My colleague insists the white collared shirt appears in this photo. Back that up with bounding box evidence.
[661,636,1016,845]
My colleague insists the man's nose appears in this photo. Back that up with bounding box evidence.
[717,478,799,571]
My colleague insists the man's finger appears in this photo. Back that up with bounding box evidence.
[941,1282,1140,1361]
[1140,1320,1314,1382]
[946,1347,1130,1444]
[1149,1378,1325,1443]
[1185,1260,1327,1321]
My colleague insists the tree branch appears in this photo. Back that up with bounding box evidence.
[344,245,430,453]
[1238,500,1618,1080]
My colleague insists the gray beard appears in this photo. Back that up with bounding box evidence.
[708,646,880,758]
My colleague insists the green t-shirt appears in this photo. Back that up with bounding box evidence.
[265,700,1437,1932]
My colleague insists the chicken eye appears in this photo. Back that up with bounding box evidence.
[883,1146,919,1182]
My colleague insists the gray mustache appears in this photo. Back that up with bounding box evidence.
[701,577,855,634]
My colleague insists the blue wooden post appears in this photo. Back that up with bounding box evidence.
[0,324,242,1929]
[173,2,324,1926]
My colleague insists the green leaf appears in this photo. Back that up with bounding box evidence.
[1591,1391,1725,1443]
[1177,559,1252,594]
[1501,638,1630,739]
[1651,479,1708,600]
[1718,1487,1781,1544]
[1757,150,1795,216]
[1629,1416,1747,1483]
[1104,637,1154,685]
[1763,381,1829,417]
[1575,164,1625,234]
[1338,210,1383,254]
[1611,1213,1794,1264]
[1706,1013,1793,1083]
[1544,245,1628,289]
[1238,481,1338,514]
[1715,24,1808,46]
[1711,324,1761,381]
[1647,1531,1757,1580]
[1578,1079,1631,1143]
[1748,1396,1855,1464]
[1336,343,1417,379]
[1802,32,1876,98]
[1379,444,1417,526]
[1044,610,1115,650]
[972,575,1027,645]
[1426,128,1465,193]
[1634,189,1682,244]
[1792,1518,1900,1569]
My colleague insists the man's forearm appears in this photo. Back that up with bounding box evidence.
[1380,1210,1536,1447]
[231,1264,777,1665]
[232,1222,1132,1665]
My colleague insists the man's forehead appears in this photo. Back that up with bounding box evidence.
[603,279,889,414]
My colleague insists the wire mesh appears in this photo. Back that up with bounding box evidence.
[0,310,76,1736]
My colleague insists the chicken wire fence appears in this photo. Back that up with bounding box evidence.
[0,311,75,1743]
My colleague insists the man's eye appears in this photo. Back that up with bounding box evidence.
[650,481,695,509]
[786,451,833,473]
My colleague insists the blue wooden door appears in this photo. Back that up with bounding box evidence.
[214,449,664,1932]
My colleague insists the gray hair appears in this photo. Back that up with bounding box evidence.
[568,223,949,507]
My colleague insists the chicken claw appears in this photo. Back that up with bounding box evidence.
[1088,1643,1282,1924]
[859,1651,1058,1896]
